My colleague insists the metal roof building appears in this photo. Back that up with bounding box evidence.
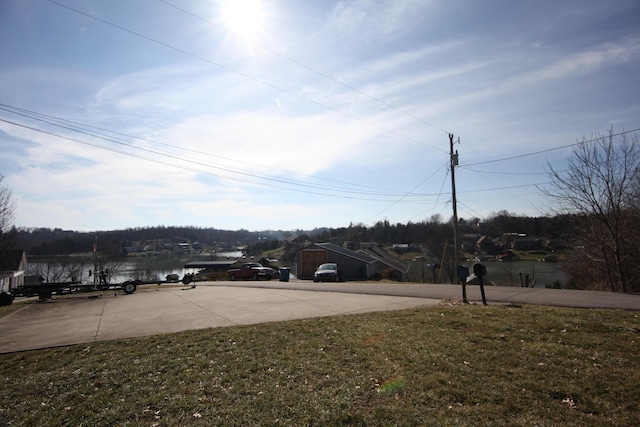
[294,242,411,281]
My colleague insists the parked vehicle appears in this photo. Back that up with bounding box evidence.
[313,263,342,282]
[6,275,138,304]
[227,262,274,281]
[497,251,518,261]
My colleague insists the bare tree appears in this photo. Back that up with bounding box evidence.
[99,257,126,283]
[543,132,640,293]
[58,255,92,283]
[0,173,17,251]
[27,259,65,283]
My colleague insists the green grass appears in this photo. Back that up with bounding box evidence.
[1,303,638,426]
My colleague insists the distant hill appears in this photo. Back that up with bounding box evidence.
[15,226,330,257]
[15,214,578,258]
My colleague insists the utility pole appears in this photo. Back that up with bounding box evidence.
[449,133,459,267]
[449,133,467,302]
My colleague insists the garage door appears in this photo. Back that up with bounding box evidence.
[301,250,328,278]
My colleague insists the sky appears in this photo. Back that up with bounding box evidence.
[1,0,639,232]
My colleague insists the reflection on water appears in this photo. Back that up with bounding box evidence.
[467,260,567,287]
[411,260,567,287]
[30,253,567,287]
[112,252,245,282]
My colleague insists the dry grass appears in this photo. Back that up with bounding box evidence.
[1,303,638,426]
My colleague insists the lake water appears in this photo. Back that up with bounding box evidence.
[111,252,245,282]
[29,253,567,287]
[478,260,567,287]
[410,260,567,288]
[27,252,245,284]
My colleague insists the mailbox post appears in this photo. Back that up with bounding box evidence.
[473,263,488,305]
[456,265,469,304]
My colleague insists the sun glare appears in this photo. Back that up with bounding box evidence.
[221,0,265,40]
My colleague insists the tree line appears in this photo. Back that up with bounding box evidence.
[14,213,576,258]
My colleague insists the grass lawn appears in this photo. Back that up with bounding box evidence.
[1,302,638,426]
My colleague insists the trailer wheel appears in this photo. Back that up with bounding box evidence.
[38,290,52,301]
[123,281,137,294]
[0,292,13,306]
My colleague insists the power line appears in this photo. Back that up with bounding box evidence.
[364,164,447,224]
[456,200,485,219]
[403,166,451,223]
[3,104,594,201]
[0,103,414,196]
[462,127,640,167]
[1,116,423,202]
[458,182,552,194]
[158,0,452,136]
[462,167,549,176]
[47,0,446,153]
[431,166,451,219]
[0,112,449,201]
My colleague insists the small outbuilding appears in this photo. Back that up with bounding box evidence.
[358,246,410,281]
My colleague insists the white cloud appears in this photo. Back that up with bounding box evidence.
[164,111,386,177]
[2,0,639,230]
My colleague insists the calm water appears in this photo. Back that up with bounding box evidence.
[29,254,566,287]
[28,252,245,284]
[410,260,567,287]
[111,252,245,282]
[477,260,567,287]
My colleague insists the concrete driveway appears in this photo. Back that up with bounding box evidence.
[2,280,639,353]
[0,283,437,353]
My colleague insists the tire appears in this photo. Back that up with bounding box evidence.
[38,290,52,301]
[183,274,192,284]
[229,274,236,281]
[252,273,258,281]
[123,281,137,294]
[0,292,13,306]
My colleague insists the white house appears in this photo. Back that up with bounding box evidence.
[0,250,28,294]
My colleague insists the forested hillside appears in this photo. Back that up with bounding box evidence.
[15,212,578,257]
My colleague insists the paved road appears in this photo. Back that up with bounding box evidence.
[1,280,639,353]
[248,280,640,310]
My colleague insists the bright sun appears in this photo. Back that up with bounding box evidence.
[221,0,265,40]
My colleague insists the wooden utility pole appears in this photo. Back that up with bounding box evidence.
[449,134,466,302]
[449,133,459,265]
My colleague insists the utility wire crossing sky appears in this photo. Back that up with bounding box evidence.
[1,0,639,231]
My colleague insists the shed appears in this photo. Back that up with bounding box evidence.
[0,250,28,293]
[294,242,377,280]
[358,246,410,281]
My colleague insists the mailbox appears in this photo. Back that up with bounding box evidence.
[473,263,487,277]
[473,263,488,305]
[456,265,469,281]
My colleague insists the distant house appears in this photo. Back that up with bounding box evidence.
[0,250,28,294]
[390,243,422,254]
[391,244,409,254]
[294,242,377,280]
[511,238,544,251]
